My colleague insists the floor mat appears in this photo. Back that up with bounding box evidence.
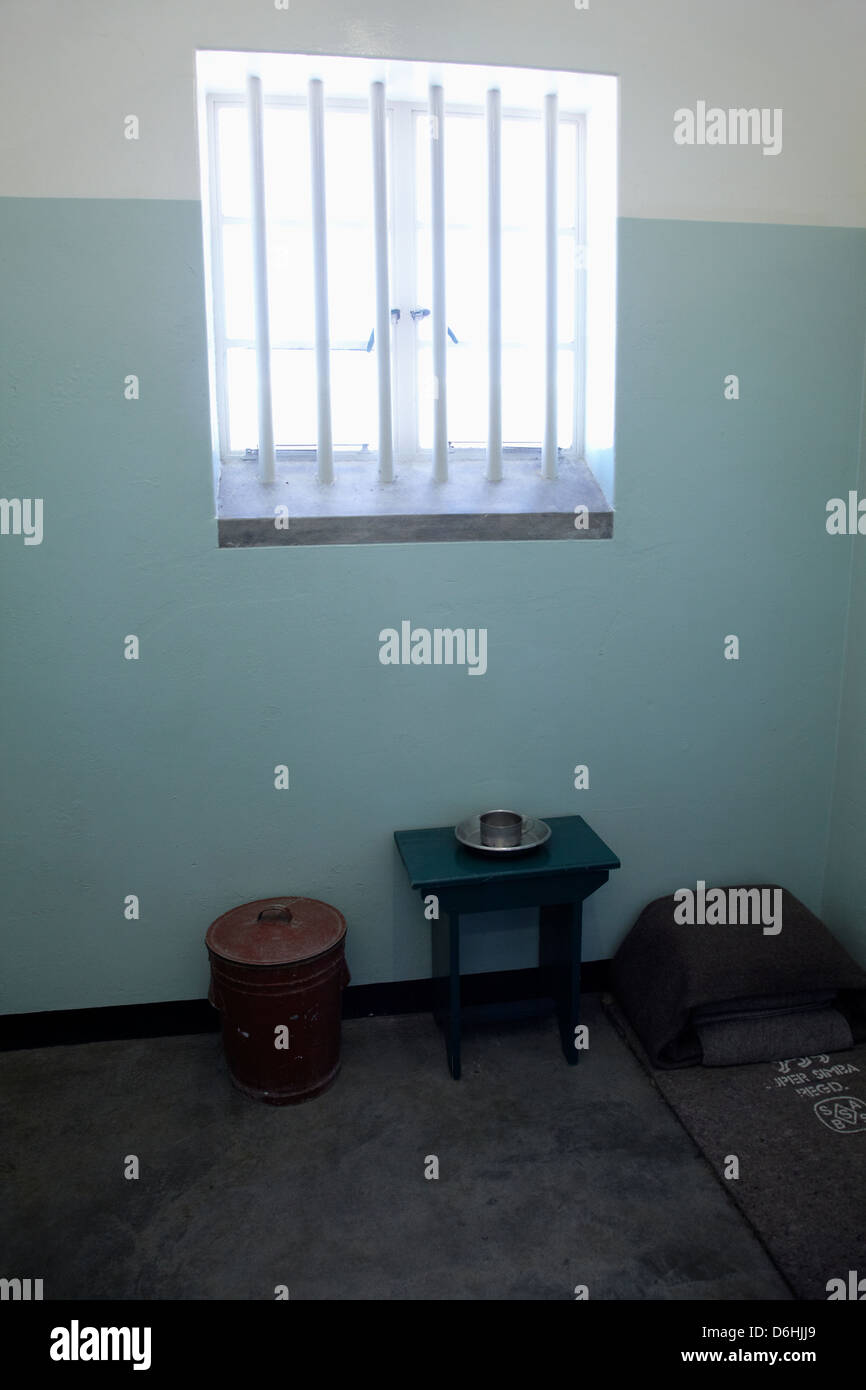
[602,995,866,1300]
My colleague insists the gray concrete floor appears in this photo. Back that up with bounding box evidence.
[1,997,791,1300]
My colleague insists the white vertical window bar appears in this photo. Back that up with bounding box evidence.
[389,103,416,464]
[572,115,587,461]
[370,82,394,483]
[308,78,334,484]
[486,88,503,483]
[247,75,275,484]
[429,84,448,483]
[542,92,558,480]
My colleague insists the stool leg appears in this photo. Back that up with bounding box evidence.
[539,900,583,1064]
[565,900,583,1066]
[447,913,461,1079]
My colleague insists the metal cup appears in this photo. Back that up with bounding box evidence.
[479,810,523,847]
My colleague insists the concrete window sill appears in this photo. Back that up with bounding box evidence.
[217,454,614,546]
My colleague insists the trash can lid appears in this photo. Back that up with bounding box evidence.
[206,897,346,966]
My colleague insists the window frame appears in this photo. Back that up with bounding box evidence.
[205,90,587,471]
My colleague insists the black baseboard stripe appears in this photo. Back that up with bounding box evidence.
[0,960,611,1051]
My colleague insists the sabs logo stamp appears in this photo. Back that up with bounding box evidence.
[673,101,782,157]
[50,1321,152,1371]
[379,621,488,676]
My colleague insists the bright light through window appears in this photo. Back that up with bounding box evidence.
[218,103,379,452]
[414,111,579,450]
[211,92,585,460]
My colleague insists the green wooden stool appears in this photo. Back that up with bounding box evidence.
[394,815,620,1078]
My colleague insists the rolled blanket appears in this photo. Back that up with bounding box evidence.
[611,886,866,1068]
[695,1007,853,1067]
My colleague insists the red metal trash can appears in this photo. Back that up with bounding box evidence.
[206,896,349,1105]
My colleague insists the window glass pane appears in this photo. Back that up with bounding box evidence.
[415,227,487,346]
[446,343,488,446]
[498,350,574,450]
[501,117,544,427]
[326,224,375,345]
[501,115,543,228]
[271,350,317,448]
[501,347,543,445]
[558,347,575,451]
[323,110,376,348]
[501,227,544,348]
[324,108,373,224]
[415,110,430,225]
[558,231,575,345]
[443,113,486,230]
[226,346,257,451]
[230,348,379,453]
[416,347,434,450]
[263,106,311,223]
[445,226,487,348]
[217,105,251,219]
[417,349,575,453]
[222,222,255,341]
[330,349,378,449]
[558,120,577,230]
[266,224,315,344]
[417,343,487,450]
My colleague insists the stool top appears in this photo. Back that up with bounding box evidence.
[206,897,346,966]
[394,814,620,890]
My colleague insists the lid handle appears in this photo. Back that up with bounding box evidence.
[257,903,294,925]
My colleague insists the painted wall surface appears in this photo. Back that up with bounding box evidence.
[2,0,865,1012]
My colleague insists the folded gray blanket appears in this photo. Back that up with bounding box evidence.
[611,886,866,1068]
[695,1007,853,1066]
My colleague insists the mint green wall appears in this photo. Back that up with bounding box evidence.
[2,197,865,1012]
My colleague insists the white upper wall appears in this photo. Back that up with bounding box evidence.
[1,0,865,226]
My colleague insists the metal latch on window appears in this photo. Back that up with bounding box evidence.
[366,308,401,352]
[367,308,458,351]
